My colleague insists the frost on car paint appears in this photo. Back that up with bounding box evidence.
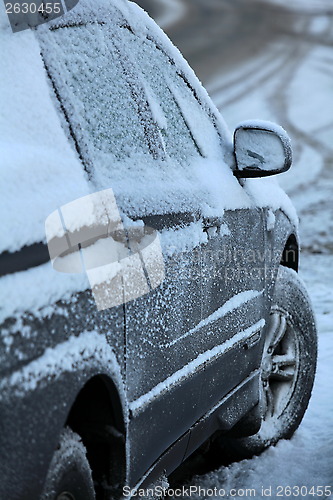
[129,318,265,416]
[165,289,264,348]
[0,331,125,401]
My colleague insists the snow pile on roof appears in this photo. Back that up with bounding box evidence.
[45,0,131,28]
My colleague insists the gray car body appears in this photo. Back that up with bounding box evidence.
[0,1,299,498]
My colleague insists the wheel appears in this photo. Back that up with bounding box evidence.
[41,428,95,500]
[216,265,317,460]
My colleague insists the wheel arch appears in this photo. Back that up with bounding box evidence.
[280,233,299,272]
[66,374,127,498]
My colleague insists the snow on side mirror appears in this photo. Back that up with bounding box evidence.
[233,120,292,178]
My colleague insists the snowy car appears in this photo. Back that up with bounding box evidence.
[0,0,317,498]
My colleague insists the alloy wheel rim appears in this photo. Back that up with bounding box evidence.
[260,309,299,421]
[56,493,75,500]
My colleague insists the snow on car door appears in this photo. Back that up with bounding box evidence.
[199,208,266,414]
[121,27,267,481]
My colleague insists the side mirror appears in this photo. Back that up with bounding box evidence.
[233,120,292,178]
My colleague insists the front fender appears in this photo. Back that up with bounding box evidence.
[264,208,299,308]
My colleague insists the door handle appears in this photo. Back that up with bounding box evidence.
[202,217,225,238]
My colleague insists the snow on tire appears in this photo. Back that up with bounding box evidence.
[41,427,95,500]
[218,265,317,459]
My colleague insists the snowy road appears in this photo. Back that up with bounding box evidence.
[137,0,333,496]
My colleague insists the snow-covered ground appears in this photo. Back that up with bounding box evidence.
[261,0,333,14]
[149,0,333,496]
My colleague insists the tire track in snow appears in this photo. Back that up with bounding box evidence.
[207,45,289,108]
[269,20,333,253]
[212,47,294,109]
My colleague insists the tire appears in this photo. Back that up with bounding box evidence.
[41,428,95,500]
[216,265,317,460]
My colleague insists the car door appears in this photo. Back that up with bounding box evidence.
[120,26,267,483]
[128,22,268,458]
[199,207,266,411]
[158,49,267,427]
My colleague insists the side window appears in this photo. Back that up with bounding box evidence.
[121,29,222,162]
[119,28,199,164]
[38,22,163,178]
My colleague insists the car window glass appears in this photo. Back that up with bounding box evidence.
[120,29,203,163]
[38,21,228,217]
[38,22,162,173]
[121,29,222,161]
